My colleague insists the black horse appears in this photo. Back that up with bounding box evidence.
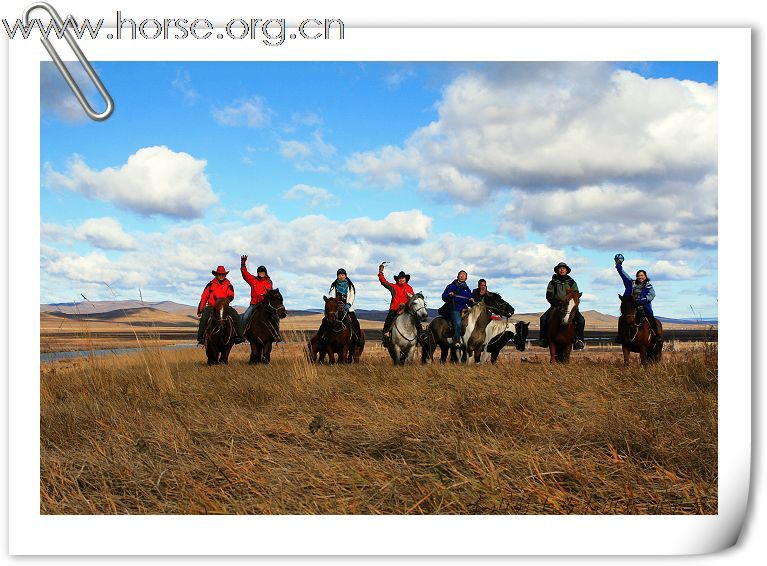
[204,298,237,365]
[244,288,287,364]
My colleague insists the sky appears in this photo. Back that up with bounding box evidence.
[40,61,718,318]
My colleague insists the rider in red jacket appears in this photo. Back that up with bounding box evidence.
[378,263,426,346]
[240,255,278,336]
[197,265,245,344]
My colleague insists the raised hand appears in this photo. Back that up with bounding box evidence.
[241,255,248,264]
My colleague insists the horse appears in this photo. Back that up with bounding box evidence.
[462,301,493,364]
[482,320,530,363]
[545,289,582,363]
[309,296,351,364]
[244,288,287,364]
[203,298,237,365]
[617,294,664,365]
[422,301,492,364]
[388,292,428,365]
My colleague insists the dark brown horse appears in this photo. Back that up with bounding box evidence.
[546,289,582,363]
[244,288,287,364]
[204,298,236,365]
[618,294,664,365]
[309,296,351,364]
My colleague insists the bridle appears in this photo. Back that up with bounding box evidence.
[207,304,234,345]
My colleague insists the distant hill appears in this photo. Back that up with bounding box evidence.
[40,301,716,330]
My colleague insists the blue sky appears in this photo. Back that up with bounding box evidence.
[40,61,718,318]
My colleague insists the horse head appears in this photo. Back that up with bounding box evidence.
[558,290,582,325]
[514,321,530,351]
[618,293,638,321]
[407,292,428,322]
[266,288,287,319]
[211,298,232,331]
[323,295,340,323]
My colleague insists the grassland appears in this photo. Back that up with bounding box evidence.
[40,332,717,515]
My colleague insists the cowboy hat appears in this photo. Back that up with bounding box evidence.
[212,265,229,276]
[395,270,411,282]
[553,262,571,274]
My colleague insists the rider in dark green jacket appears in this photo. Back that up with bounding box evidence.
[539,262,585,350]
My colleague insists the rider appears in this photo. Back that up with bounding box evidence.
[240,255,273,333]
[441,270,473,346]
[378,263,426,346]
[615,254,658,334]
[318,268,362,345]
[539,262,585,350]
[197,265,245,345]
[472,279,515,317]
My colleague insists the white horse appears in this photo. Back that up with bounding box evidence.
[388,292,428,365]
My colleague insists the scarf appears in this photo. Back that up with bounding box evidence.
[334,278,350,297]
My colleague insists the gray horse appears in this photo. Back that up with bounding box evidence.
[387,292,428,365]
[422,302,492,364]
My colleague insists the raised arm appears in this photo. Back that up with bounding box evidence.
[616,263,633,294]
[378,271,395,296]
[240,255,256,286]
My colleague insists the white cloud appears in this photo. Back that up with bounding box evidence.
[282,184,336,208]
[500,176,717,251]
[278,131,336,172]
[212,96,271,127]
[347,210,432,244]
[171,69,199,103]
[76,218,138,250]
[44,146,219,219]
[345,63,717,249]
[384,68,416,90]
[242,205,270,221]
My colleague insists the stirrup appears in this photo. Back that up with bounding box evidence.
[573,339,585,350]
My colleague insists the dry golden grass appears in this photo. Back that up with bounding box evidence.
[40,333,717,515]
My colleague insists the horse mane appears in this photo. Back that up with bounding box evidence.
[213,297,230,309]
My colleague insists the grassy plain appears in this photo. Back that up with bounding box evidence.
[40,333,717,515]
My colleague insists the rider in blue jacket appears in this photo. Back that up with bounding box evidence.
[441,270,473,346]
[615,255,658,333]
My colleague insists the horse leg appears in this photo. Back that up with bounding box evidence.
[549,342,557,363]
[639,346,648,365]
[249,339,258,364]
[263,341,273,364]
[622,345,631,366]
[221,343,234,364]
[563,345,572,363]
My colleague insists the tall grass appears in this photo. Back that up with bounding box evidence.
[40,344,717,515]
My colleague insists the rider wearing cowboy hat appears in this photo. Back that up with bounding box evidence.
[197,265,245,345]
[615,254,659,335]
[240,255,273,332]
[539,261,586,350]
[378,263,426,346]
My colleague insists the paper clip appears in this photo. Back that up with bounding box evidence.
[23,2,114,121]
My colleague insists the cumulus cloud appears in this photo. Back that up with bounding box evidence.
[42,217,138,250]
[282,184,336,207]
[591,259,700,288]
[345,63,717,249]
[76,218,138,250]
[212,96,271,127]
[242,205,270,221]
[500,175,718,250]
[44,146,219,219]
[278,131,336,172]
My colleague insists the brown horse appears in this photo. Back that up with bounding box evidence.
[244,288,287,364]
[546,289,582,363]
[204,298,236,365]
[617,294,664,365]
[309,296,351,364]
